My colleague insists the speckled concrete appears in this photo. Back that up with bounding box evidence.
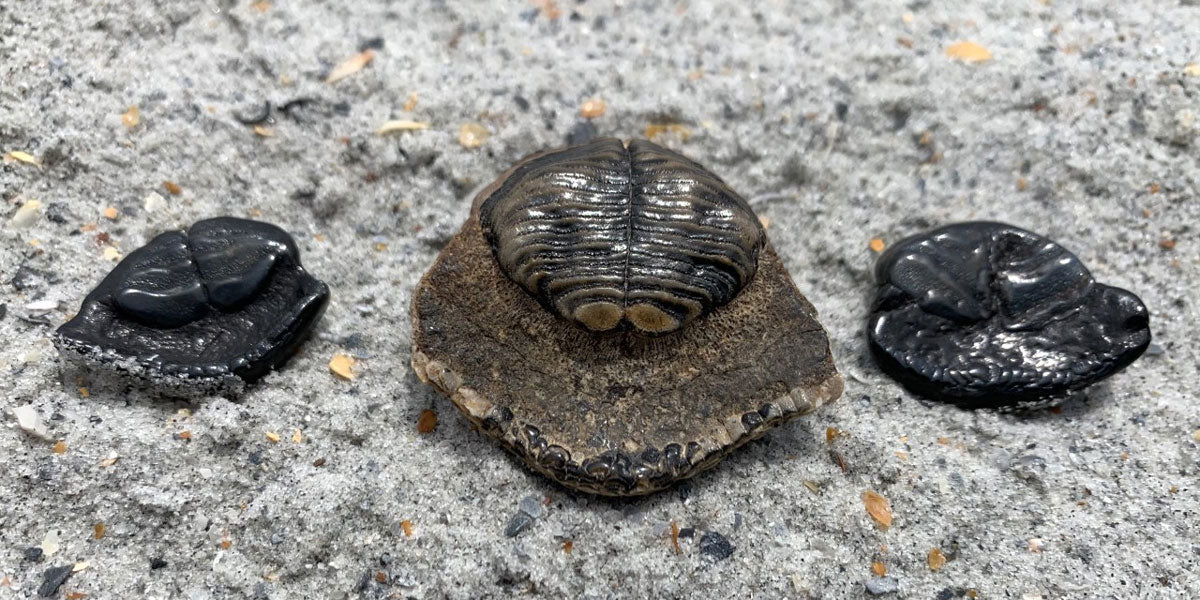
[2,1,1197,598]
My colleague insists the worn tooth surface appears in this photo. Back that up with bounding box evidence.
[868,221,1151,408]
[54,217,330,395]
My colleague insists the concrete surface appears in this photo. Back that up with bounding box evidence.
[2,1,1197,598]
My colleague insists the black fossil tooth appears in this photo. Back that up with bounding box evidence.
[55,217,330,394]
[868,221,1151,408]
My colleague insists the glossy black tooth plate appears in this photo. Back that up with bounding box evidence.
[868,221,1151,408]
[54,217,329,393]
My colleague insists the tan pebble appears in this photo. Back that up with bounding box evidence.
[946,41,992,62]
[861,490,893,529]
[122,105,140,129]
[5,150,41,166]
[326,49,376,84]
[580,98,606,119]
[458,123,490,149]
[330,353,357,380]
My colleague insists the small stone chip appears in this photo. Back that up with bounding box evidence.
[93,523,106,540]
[869,238,885,252]
[329,353,357,380]
[143,192,166,213]
[458,122,490,148]
[41,532,60,557]
[122,105,140,129]
[37,565,74,597]
[9,199,43,228]
[871,561,886,576]
[103,206,119,220]
[928,548,946,571]
[14,405,51,440]
[1185,63,1200,77]
[377,120,431,136]
[416,409,438,434]
[252,125,274,137]
[291,429,303,443]
[803,480,820,494]
[862,490,893,529]
[4,150,41,166]
[265,431,281,443]
[946,41,992,62]
[518,495,546,519]
[326,49,376,84]
[580,98,606,118]
[162,180,182,195]
[503,511,534,537]
[400,519,413,537]
[865,576,900,596]
[52,441,68,454]
[102,246,121,261]
[1192,429,1200,442]
[698,531,735,561]
[99,455,119,468]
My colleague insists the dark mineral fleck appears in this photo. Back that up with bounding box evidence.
[37,564,74,597]
[565,120,597,145]
[698,531,735,560]
[24,546,44,562]
[54,217,329,393]
[869,221,1150,407]
[503,511,535,537]
[149,557,168,570]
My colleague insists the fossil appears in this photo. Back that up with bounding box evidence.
[479,138,764,334]
[55,217,329,395]
[411,138,842,495]
[868,221,1150,408]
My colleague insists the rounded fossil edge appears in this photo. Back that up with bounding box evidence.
[411,348,845,496]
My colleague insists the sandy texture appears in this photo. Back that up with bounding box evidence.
[2,1,1197,598]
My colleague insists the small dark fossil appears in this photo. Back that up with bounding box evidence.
[868,221,1150,407]
[412,138,842,495]
[55,217,329,394]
